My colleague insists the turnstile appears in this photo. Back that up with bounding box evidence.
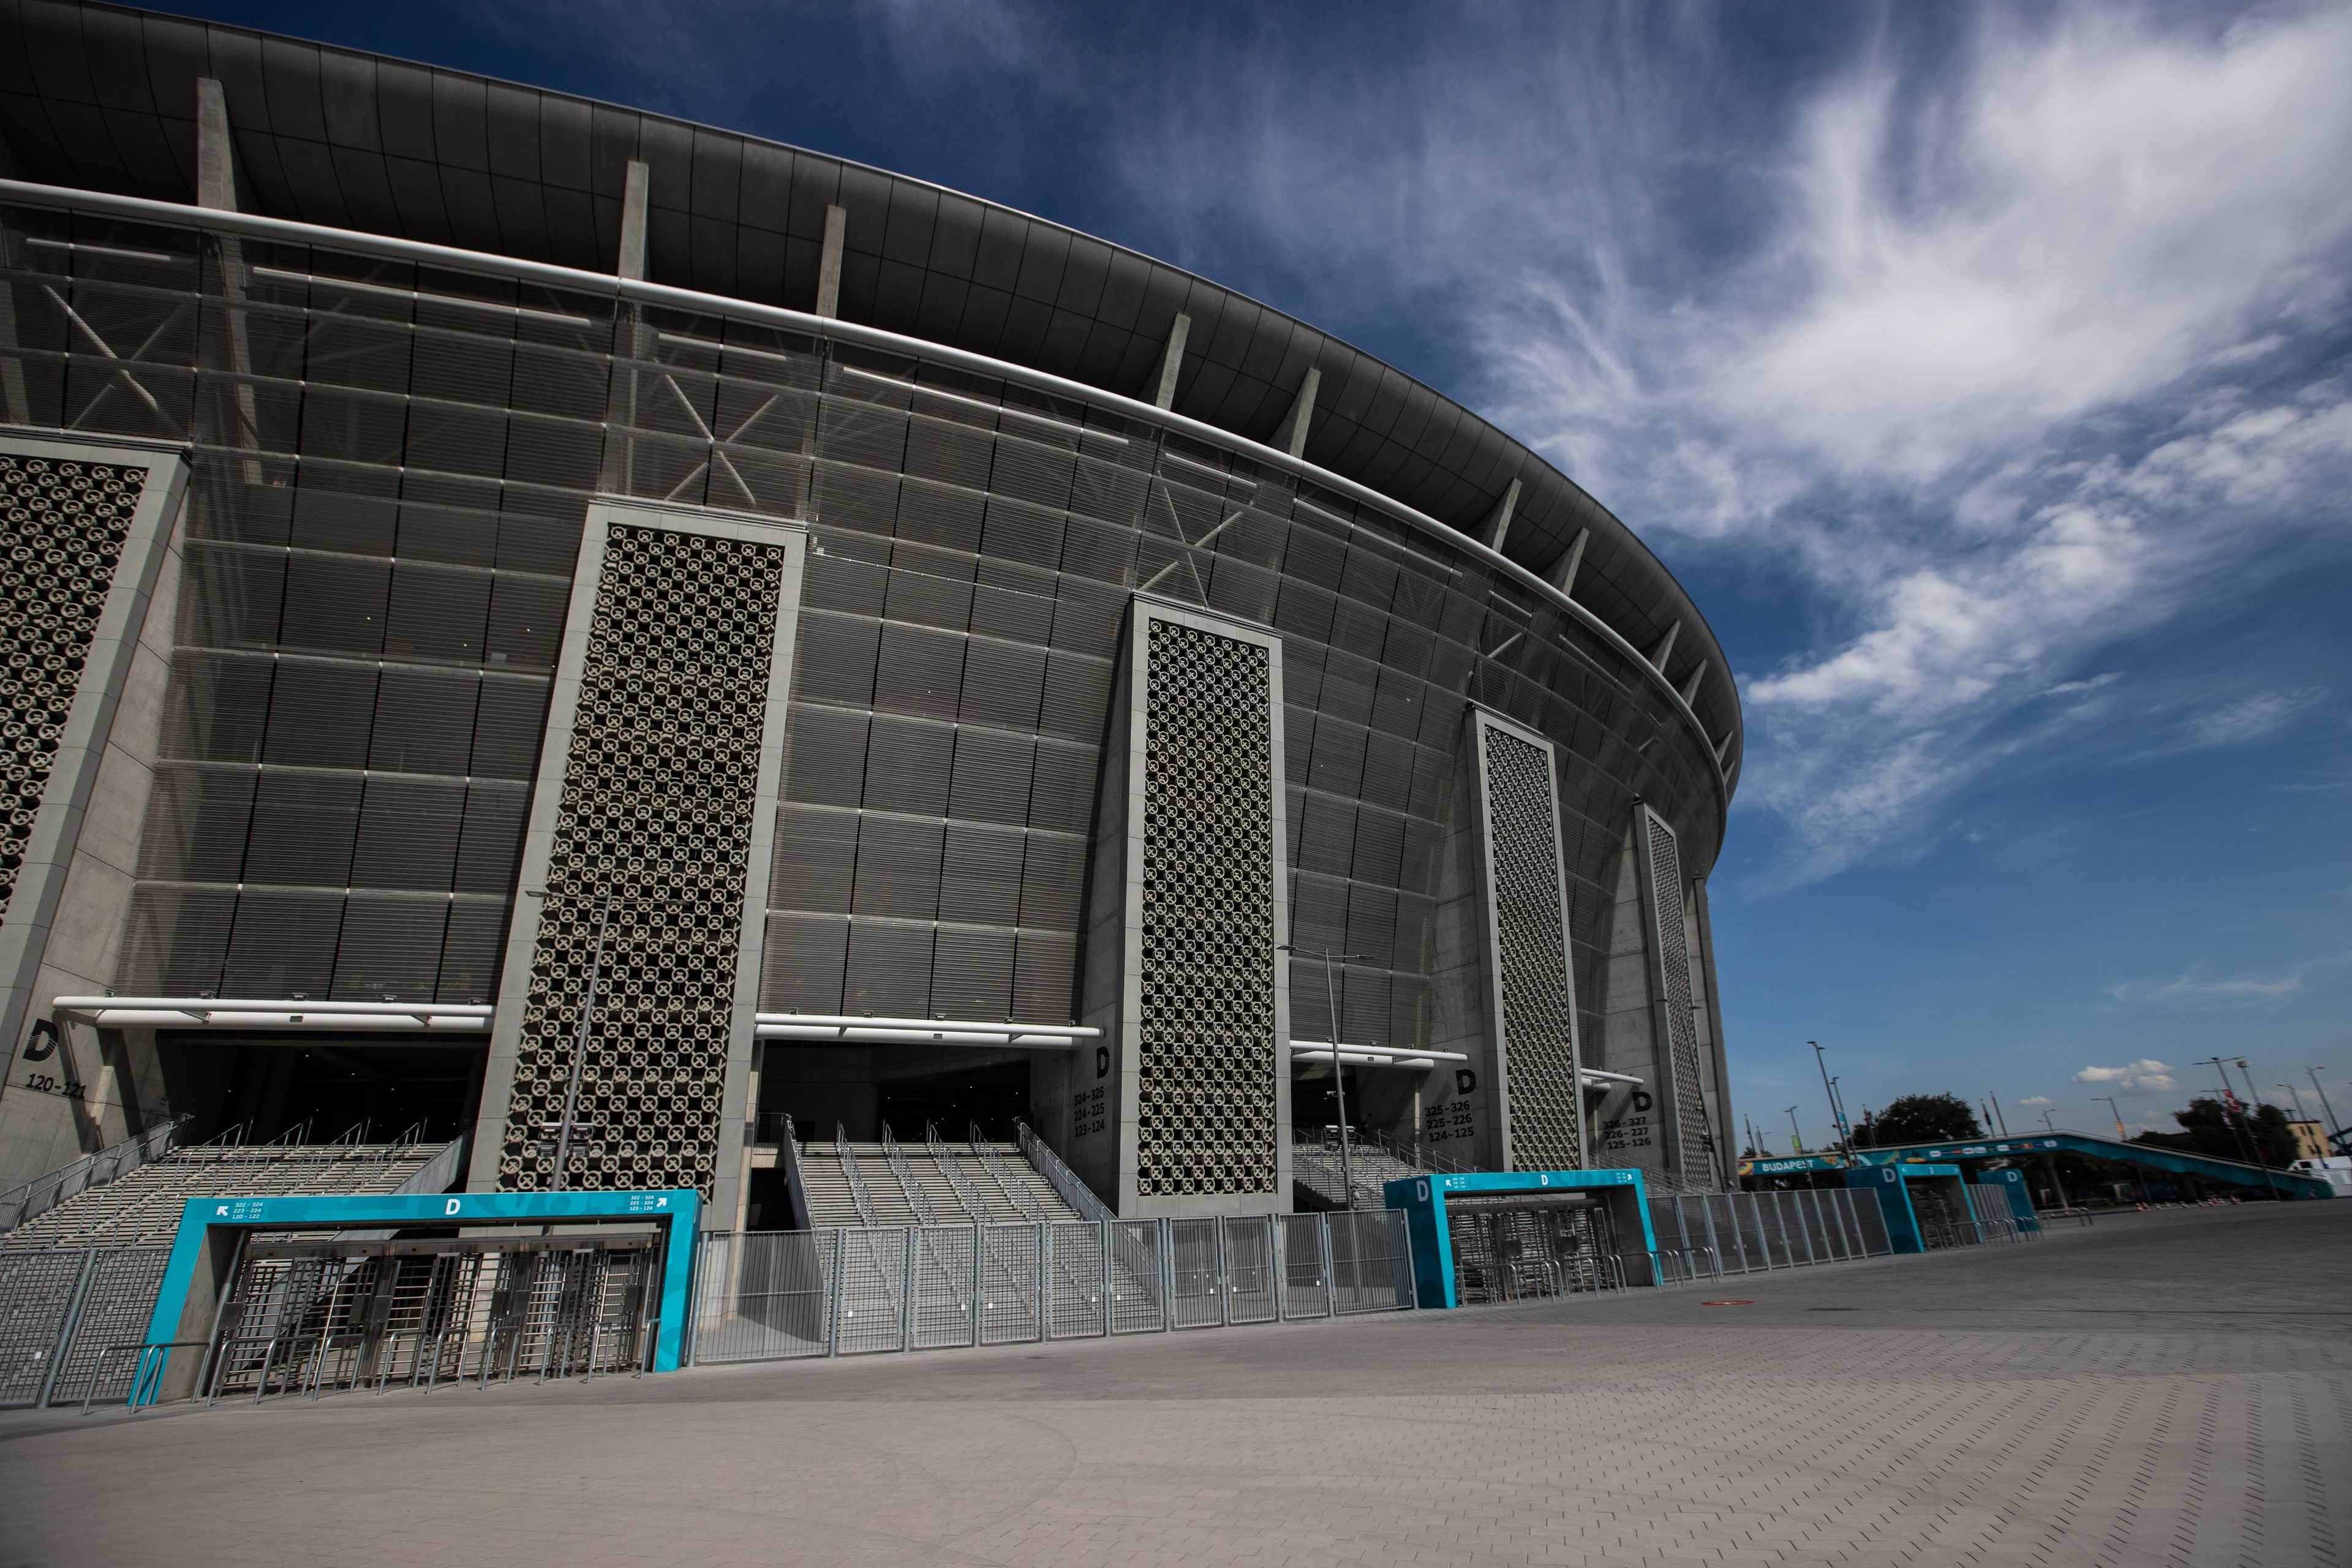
[204,1231,662,1401]
[1442,1191,1622,1304]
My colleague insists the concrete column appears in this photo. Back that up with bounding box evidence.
[1153,313,1191,409]
[1483,478,1521,552]
[617,160,650,281]
[1272,367,1319,459]
[815,205,847,318]
[1550,528,1589,596]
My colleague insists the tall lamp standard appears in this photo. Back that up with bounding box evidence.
[1281,945,1365,1208]
[2095,1095,2127,1142]
[2234,1057,2287,1201]
[524,887,641,1193]
[2198,1055,2278,1200]
[1809,1041,1852,1151]
[1785,1106,1804,1156]
[2310,1069,2348,1158]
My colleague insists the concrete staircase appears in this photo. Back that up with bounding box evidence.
[794,1128,1084,1231]
[0,1139,449,1252]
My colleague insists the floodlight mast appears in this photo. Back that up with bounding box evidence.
[1283,945,1366,1207]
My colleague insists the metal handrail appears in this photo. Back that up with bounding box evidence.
[0,1114,192,1233]
[78,1340,206,1414]
[834,1126,883,1228]
[924,1123,992,1223]
[878,1125,943,1227]
[968,1127,1050,1223]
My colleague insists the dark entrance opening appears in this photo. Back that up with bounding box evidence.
[876,1060,1031,1140]
[156,1033,483,1144]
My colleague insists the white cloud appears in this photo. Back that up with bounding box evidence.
[2019,1096,2052,1107]
[2071,1060,2180,1093]
[2106,971,2306,1008]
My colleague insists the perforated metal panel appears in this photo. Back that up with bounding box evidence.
[1135,617,1280,1199]
[1479,721,1584,1171]
[1637,806,1713,1183]
[496,522,790,1197]
[0,454,145,922]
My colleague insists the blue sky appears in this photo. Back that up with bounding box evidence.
[179,0,2352,1149]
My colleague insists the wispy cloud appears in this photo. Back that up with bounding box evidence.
[2019,1096,2052,1107]
[1090,2,2352,883]
[2071,1059,2180,1092]
[2106,971,2306,1008]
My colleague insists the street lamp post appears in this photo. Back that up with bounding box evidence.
[1282,945,1365,1208]
[1986,1094,2009,1137]
[2095,1095,2127,1142]
[2310,1069,2348,1159]
[2234,1057,2286,1201]
[2198,1055,2279,1200]
[1809,1041,1851,1152]
[1785,1106,1804,1156]
[526,888,631,1193]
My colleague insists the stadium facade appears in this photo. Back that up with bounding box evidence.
[0,0,1740,1229]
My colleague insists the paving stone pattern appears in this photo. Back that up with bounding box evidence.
[1,1203,2345,1566]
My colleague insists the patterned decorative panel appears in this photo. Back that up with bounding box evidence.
[1480,723,1583,1170]
[0,454,145,922]
[1642,810,1713,1181]
[497,522,788,1196]
[1135,618,1278,1197]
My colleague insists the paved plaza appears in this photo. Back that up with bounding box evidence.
[4,1202,2347,1567]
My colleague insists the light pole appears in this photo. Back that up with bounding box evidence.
[1830,1078,1846,1149]
[2234,1057,2286,1200]
[2198,1055,2278,1200]
[2277,1084,2315,1159]
[2094,1095,2127,1142]
[1809,1041,1852,1152]
[526,888,631,1193]
[2310,1069,2348,1158]
[1986,1093,2009,1137]
[2040,1108,2057,1134]
[1785,1106,1804,1155]
[1282,945,1365,1207]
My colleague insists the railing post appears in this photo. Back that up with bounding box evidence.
[899,1229,918,1354]
[837,1222,856,1363]
[1033,1221,1049,1343]
[1319,1213,1340,1316]
[1159,1218,1174,1332]
[971,1224,987,1348]
[1099,1221,1113,1337]
[33,1249,103,1410]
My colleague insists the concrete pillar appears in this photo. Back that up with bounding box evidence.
[815,205,847,318]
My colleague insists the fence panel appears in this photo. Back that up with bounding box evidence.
[833,1228,908,1354]
[1847,1189,1893,1255]
[1044,1222,1106,1340]
[981,1223,1044,1344]
[1758,1194,1796,1267]
[1330,1210,1414,1313]
[692,1231,831,1364]
[1168,1218,1223,1329]
[1223,1216,1278,1325]
[1109,1221,1166,1334]
[0,1250,92,1408]
[913,1228,978,1349]
[1276,1213,1330,1320]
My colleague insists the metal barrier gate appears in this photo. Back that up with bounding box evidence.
[1442,1191,1624,1303]
[205,1232,663,1402]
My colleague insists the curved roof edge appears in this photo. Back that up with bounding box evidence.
[0,0,1742,789]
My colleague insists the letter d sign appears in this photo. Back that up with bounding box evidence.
[445,1198,462,1216]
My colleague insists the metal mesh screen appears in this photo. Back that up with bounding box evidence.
[1136,619,1280,1198]
[1480,723,1583,1170]
[1110,1219,1167,1334]
[497,522,787,1197]
[1642,810,1713,1182]
[832,1228,908,1354]
[0,452,147,923]
[1044,1221,1106,1340]
[1223,1214,1277,1325]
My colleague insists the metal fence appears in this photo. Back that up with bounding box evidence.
[0,1244,175,1409]
[689,1210,1415,1365]
[1648,1188,1894,1279]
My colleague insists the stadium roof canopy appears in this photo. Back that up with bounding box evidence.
[0,0,1740,774]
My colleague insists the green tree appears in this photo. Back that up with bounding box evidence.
[1856,1093,1983,1146]
[2135,1096,2297,1167]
